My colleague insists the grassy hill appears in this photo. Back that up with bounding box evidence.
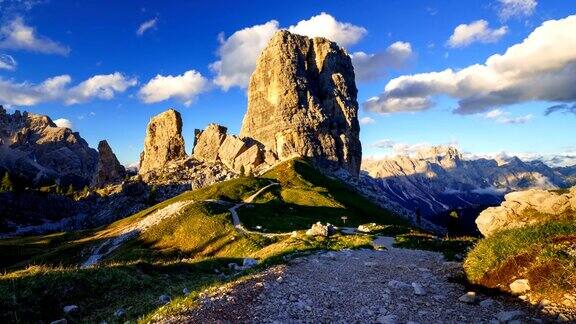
[464,220,576,302]
[0,158,408,323]
[239,158,405,233]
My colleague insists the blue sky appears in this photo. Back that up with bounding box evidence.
[0,0,574,166]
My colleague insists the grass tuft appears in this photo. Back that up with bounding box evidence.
[464,220,576,300]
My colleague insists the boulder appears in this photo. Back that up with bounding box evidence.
[139,109,186,174]
[357,223,387,233]
[458,291,477,304]
[192,124,227,163]
[113,308,125,317]
[509,279,530,295]
[218,135,249,169]
[92,140,126,188]
[158,294,171,304]
[233,144,263,174]
[476,187,576,237]
[305,222,336,237]
[240,30,361,176]
[63,305,79,314]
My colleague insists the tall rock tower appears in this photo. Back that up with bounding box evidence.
[92,140,126,187]
[139,109,187,175]
[240,30,362,176]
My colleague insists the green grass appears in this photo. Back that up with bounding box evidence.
[464,220,576,300]
[107,201,274,265]
[0,158,399,323]
[394,231,476,261]
[238,159,406,232]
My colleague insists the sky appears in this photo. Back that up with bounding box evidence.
[0,0,574,167]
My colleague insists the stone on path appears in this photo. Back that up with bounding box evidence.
[63,305,79,314]
[411,282,427,296]
[458,291,477,304]
[496,310,524,322]
[509,279,530,295]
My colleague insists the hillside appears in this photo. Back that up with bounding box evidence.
[0,158,406,322]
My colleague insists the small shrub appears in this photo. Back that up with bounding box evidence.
[0,172,14,192]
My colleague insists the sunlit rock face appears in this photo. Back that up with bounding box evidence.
[476,186,576,237]
[240,30,361,177]
[0,105,97,187]
[139,109,187,175]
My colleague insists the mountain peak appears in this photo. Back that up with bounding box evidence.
[416,146,462,161]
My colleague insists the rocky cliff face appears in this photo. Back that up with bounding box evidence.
[193,124,271,174]
[92,140,126,188]
[240,30,361,176]
[0,105,98,187]
[139,109,187,175]
[361,146,569,223]
[476,187,576,237]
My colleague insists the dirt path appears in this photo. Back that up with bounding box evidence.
[210,182,288,238]
[159,237,555,323]
[81,201,192,268]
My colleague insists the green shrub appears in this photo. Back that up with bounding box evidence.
[0,172,14,192]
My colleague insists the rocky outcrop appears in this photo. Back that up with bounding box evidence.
[218,135,250,170]
[476,187,576,237]
[192,124,227,163]
[192,124,271,174]
[139,109,186,175]
[0,106,98,188]
[240,30,361,177]
[92,140,126,188]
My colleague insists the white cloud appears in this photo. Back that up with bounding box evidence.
[210,20,279,91]
[66,72,137,105]
[498,0,537,21]
[351,41,413,81]
[359,116,376,125]
[364,15,576,115]
[53,118,73,129]
[210,13,367,90]
[447,20,508,48]
[484,109,532,124]
[0,72,136,106]
[287,12,366,48]
[139,70,209,106]
[136,18,157,36]
[485,109,504,119]
[0,53,16,70]
[498,114,533,124]
[0,17,70,55]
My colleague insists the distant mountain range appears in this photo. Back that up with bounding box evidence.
[360,146,573,229]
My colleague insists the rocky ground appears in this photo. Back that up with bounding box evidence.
[158,237,569,323]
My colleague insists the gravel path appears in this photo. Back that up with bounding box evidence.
[159,237,559,323]
[210,182,287,238]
